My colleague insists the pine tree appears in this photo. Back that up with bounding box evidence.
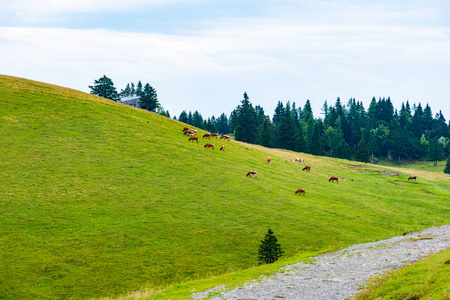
[444,155,450,174]
[88,75,119,101]
[428,138,445,166]
[136,81,143,96]
[336,140,352,160]
[257,228,284,264]
[178,111,188,123]
[309,122,323,156]
[354,139,370,163]
[277,104,296,150]
[139,83,159,112]
[233,92,258,143]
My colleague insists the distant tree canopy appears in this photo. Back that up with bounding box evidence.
[176,93,450,168]
[88,75,119,101]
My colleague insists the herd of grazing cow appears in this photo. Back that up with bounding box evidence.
[183,126,417,197]
[183,127,229,152]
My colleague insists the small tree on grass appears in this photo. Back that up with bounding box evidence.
[444,156,450,174]
[258,228,284,264]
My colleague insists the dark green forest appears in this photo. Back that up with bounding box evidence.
[176,93,450,165]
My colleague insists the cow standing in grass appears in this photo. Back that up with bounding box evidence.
[246,171,257,178]
[188,136,198,143]
[408,176,417,181]
[204,143,214,150]
[295,188,306,195]
[329,176,339,183]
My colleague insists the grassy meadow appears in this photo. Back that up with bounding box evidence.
[0,75,449,299]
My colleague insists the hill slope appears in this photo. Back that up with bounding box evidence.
[1,75,449,299]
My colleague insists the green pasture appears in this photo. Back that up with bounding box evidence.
[0,75,449,299]
[377,159,447,174]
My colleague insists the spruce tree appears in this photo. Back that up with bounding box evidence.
[309,122,323,156]
[88,75,119,101]
[336,140,352,160]
[444,156,450,174]
[139,83,159,112]
[233,92,258,143]
[257,228,284,264]
[354,138,370,163]
[428,138,445,166]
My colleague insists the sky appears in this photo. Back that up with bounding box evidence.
[1,0,450,121]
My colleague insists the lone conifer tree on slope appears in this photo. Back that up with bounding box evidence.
[258,228,284,264]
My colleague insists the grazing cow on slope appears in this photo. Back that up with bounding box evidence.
[204,143,214,150]
[220,145,225,151]
[246,171,257,177]
[188,136,198,143]
[293,158,304,164]
[203,133,211,139]
[295,188,306,195]
[220,135,230,141]
[267,157,272,165]
[210,133,219,139]
[329,176,339,183]
[408,176,417,181]
[302,165,311,171]
[182,127,189,132]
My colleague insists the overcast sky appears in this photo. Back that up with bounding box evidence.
[1,0,449,121]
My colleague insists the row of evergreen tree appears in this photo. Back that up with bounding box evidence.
[176,92,450,164]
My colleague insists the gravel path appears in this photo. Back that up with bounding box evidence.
[191,224,450,300]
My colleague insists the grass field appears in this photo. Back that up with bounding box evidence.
[1,75,449,299]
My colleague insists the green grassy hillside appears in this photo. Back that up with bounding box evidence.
[1,75,449,299]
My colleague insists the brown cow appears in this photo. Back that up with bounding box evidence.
[188,136,198,143]
[184,130,195,136]
[408,176,417,181]
[220,135,230,141]
[302,166,311,171]
[182,127,189,132]
[267,157,272,165]
[329,176,339,183]
[295,188,306,195]
[203,133,211,139]
[210,133,219,139]
[220,145,225,151]
[293,157,304,164]
[204,143,214,150]
[246,171,257,177]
